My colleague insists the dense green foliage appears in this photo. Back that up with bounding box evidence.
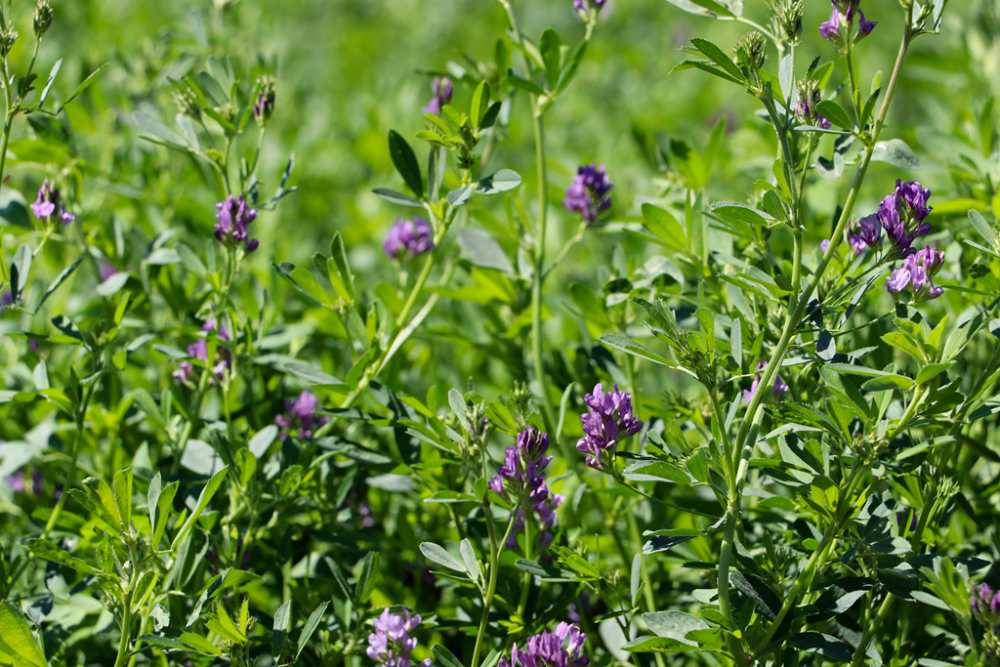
[2,0,1000,666]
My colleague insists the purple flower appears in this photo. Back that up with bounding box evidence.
[795,83,831,130]
[576,383,642,470]
[848,234,866,255]
[422,77,453,116]
[31,180,74,226]
[384,217,434,260]
[819,9,841,41]
[820,239,831,253]
[573,0,607,18]
[98,260,118,283]
[743,361,788,404]
[0,290,14,314]
[276,390,330,440]
[885,268,911,295]
[214,195,259,254]
[971,583,1000,622]
[563,164,613,224]
[856,10,877,39]
[911,245,945,277]
[491,427,552,507]
[856,213,882,251]
[172,318,231,384]
[254,76,275,123]
[367,608,431,667]
[894,179,933,223]
[506,486,565,551]
[499,623,589,667]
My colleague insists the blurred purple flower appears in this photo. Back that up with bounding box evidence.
[367,608,430,667]
[384,217,434,260]
[820,239,831,253]
[31,180,75,226]
[422,77,452,116]
[214,195,259,254]
[172,318,231,384]
[563,164,613,224]
[743,361,788,404]
[98,260,118,283]
[848,234,866,255]
[276,390,330,440]
[0,290,14,314]
[576,383,641,470]
[573,0,608,18]
[971,583,1000,619]
[499,623,589,667]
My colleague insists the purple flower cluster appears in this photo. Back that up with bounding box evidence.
[576,383,642,470]
[563,164,613,224]
[276,390,330,440]
[214,195,259,254]
[30,180,75,226]
[794,84,831,130]
[971,583,1000,620]
[743,362,788,404]
[819,0,876,44]
[384,217,434,260]
[507,487,566,551]
[499,623,589,667]
[172,318,231,384]
[885,245,945,302]
[878,179,932,258]
[422,77,452,116]
[489,427,553,507]
[366,608,430,667]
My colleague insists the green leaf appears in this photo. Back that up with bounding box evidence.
[860,374,914,392]
[916,362,952,385]
[969,210,999,251]
[388,130,423,198]
[477,169,522,194]
[0,601,48,667]
[134,111,189,148]
[540,28,562,90]
[598,334,677,368]
[295,602,329,661]
[373,188,423,208]
[35,257,82,312]
[290,267,333,307]
[470,81,490,127]
[458,228,513,273]
[819,367,872,423]
[872,139,921,170]
[329,232,355,303]
[623,460,691,484]
[433,645,467,667]
[285,362,344,387]
[644,611,709,646]
[460,539,481,582]
[57,63,108,112]
[815,100,854,130]
[23,538,98,575]
[710,202,774,227]
[689,38,744,82]
[882,332,927,363]
[273,601,292,661]
[113,467,133,531]
[424,490,479,504]
[419,542,467,572]
[152,480,179,548]
[641,204,687,251]
[569,283,611,326]
[171,467,229,551]
[355,552,381,604]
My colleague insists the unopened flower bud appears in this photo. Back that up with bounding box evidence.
[0,29,18,58]
[734,31,767,94]
[173,88,201,120]
[773,0,803,43]
[253,75,275,125]
[33,0,53,39]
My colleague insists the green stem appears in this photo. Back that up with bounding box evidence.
[113,588,134,667]
[43,381,96,537]
[735,19,912,465]
[396,251,437,329]
[516,515,532,621]
[849,593,895,667]
[471,506,517,667]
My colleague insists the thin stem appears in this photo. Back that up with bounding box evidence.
[43,381,96,537]
[471,506,517,667]
[396,251,437,329]
[113,588,134,667]
[516,516,532,620]
[850,593,895,667]
[736,19,912,464]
